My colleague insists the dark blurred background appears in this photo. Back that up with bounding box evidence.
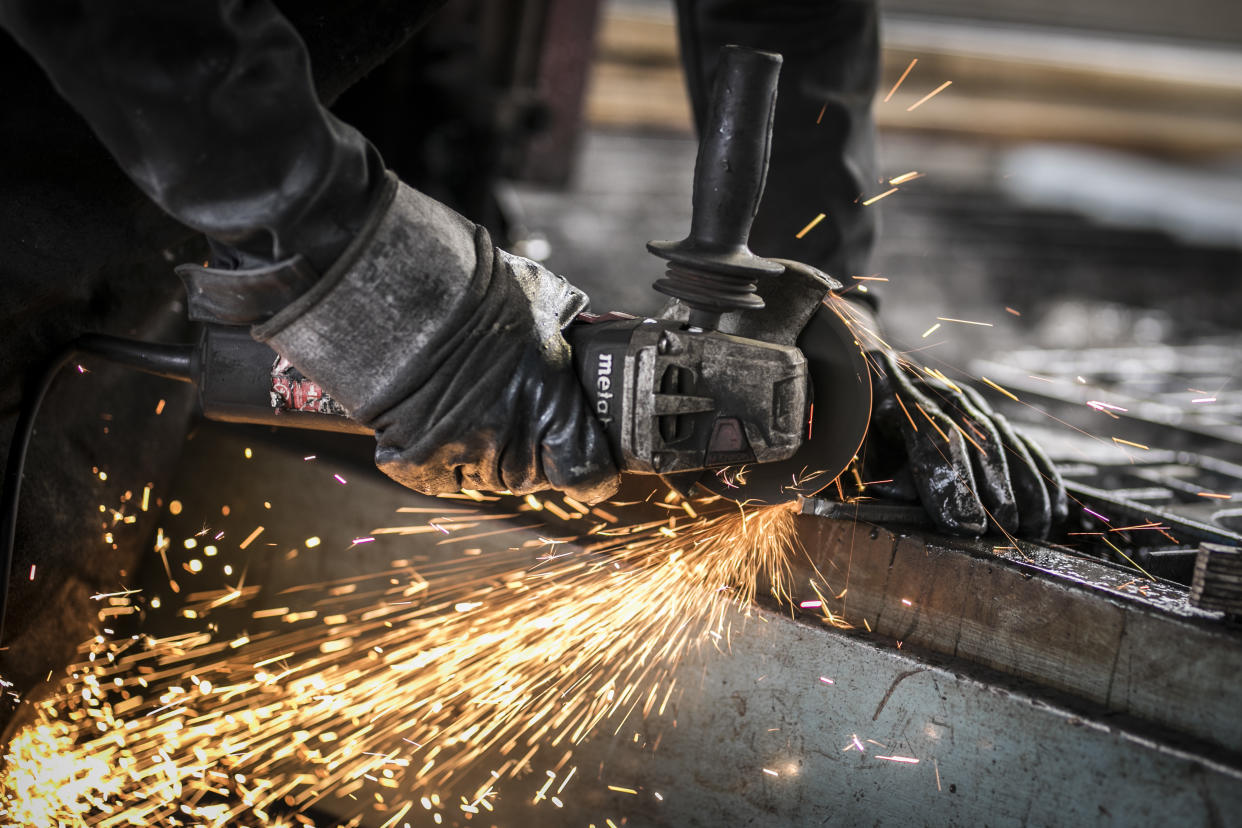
[490,0,1242,361]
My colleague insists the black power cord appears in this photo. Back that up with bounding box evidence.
[0,335,194,645]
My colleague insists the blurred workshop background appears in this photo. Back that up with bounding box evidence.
[498,0,1242,360]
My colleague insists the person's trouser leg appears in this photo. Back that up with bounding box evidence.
[673,0,880,281]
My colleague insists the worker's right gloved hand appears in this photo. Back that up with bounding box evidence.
[248,177,621,504]
[842,302,1068,539]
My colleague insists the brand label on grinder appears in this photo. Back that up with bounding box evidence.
[595,352,614,424]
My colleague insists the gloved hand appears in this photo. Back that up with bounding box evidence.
[843,301,1067,538]
[249,177,621,504]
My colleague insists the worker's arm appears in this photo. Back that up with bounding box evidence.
[0,0,620,503]
[0,0,388,275]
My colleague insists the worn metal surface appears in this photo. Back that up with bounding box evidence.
[577,606,1242,827]
[974,340,1242,460]
[1191,542,1242,614]
[783,512,1242,761]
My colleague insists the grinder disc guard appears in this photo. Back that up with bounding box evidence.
[694,302,871,504]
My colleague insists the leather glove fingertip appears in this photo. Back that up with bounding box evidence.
[539,389,622,506]
[920,460,988,536]
[543,427,621,506]
[906,411,988,537]
[1017,430,1070,528]
[989,412,1053,539]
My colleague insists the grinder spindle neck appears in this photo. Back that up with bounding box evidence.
[647,45,785,332]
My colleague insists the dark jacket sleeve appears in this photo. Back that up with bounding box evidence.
[0,0,389,275]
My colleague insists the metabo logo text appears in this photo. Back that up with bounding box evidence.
[595,352,614,424]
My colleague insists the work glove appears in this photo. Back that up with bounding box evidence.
[247,177,621,504]
[843,301,1068,538]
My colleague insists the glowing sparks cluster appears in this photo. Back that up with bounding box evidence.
[1,495,801,826]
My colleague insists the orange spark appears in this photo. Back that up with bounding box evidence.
[795,213,827,239]
[894,392,918,432]
[238,525,265,549]
[936,317,992,327]
[906,81,952,112]
[980,376,1019,402]
[862,188,898,206]
[884,58,918,102]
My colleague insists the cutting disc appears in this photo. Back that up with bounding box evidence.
[695,302,872,503]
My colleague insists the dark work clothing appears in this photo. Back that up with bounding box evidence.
[675,0,880,282]
[0,0,397,276]
[0,0,447,421]
[1,0,622,502]
[2,0,879,307]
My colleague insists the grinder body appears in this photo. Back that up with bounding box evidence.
[565,317,808,475]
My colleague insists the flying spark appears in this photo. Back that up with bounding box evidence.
[906,81,952,112]
[884,58,918,102]
[795,213,826,239]
[238,525,264,549]
[862,188,898,206]
[935,317,992,327]
[979,377,1019,402]
[2,494,803,825]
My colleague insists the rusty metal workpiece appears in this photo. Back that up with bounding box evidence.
[785,507,1242,760]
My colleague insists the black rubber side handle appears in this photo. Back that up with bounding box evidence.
[688,45,783,260]
[648,46,784,325]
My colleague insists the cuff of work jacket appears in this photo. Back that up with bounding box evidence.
[175,176,399,326]
[252,175,483,421]
[175,255,321,324]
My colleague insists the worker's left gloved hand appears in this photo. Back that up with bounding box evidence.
[842,302,1067,538]
[246,178,621,504]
